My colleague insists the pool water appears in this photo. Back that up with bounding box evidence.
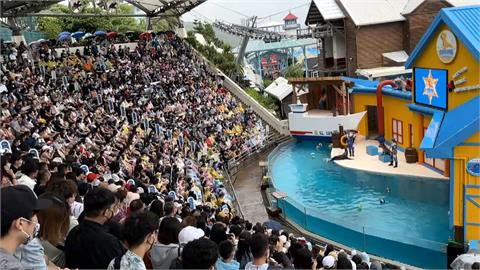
[270,140,451,268]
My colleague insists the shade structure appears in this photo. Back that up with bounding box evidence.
[94,31,107,37]
[83,33,94,39]
[58,34,71,42]
[139,32,152,41]
[58,31,71,38]
[107,32,118,40]
[72,31,85,39]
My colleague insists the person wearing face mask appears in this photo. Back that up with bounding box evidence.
[107,210,159,270]
[64,188,126,269]
[0,185,52,270]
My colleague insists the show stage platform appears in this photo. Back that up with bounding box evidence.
[330,136,447,180]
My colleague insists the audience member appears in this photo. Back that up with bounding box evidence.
[107,210,159,270]
[64,188,126,269]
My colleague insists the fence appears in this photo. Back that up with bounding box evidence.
[226,132,291,179]
[222,167,244,219]
[0,27,46,44]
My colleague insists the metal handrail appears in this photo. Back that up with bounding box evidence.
[227,133,290,179]
[222,166,245,219]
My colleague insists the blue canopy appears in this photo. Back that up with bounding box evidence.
[58,31,71,38]
[421,96,480,158]
[94,31,107,37]
[72,31,85,39]
[58,34,71,42]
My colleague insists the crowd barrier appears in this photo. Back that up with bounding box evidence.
[227,133,290,179]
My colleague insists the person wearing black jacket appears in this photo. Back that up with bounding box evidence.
[64,188,126,269]
[270,235,293,269]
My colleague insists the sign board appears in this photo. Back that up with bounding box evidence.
[132,112,138,125]
[120,105,126,118]
[143,118,149,131]
[467,158,480,177]
[155,123,161,136]
[414,68,448,110]
[28,149,40,159]
[51,70,57,81]
[96,94,103,106]
[108,100,115,113]
[436,30,457,64]
[40,65,46,77]
[0,140,12,153]
[62,76,69,89]
[148,185,158,194]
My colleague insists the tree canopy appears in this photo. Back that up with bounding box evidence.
[186,22,243,78]
[37,3,146,39]
[284,63,304,78]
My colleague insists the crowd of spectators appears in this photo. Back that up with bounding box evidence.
[0,34,389,270]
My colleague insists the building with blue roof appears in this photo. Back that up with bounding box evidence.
[404,4,480,247]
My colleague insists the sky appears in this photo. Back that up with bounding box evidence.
[181,0,311,26]
[59,0,312,27]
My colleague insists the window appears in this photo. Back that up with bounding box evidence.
[392,119,403,145]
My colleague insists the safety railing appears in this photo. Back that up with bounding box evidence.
[274,195,447,269]
[226,132,291,179]
[222,166,245,219]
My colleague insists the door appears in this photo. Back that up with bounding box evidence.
[366,105,379,138]
[423,128,445,172]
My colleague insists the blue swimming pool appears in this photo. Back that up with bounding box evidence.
[269,140,451,268]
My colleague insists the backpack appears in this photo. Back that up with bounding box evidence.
[168,245,184,269]
[113,255,122,270]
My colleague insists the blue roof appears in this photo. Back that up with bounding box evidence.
[407,103,442,115]
[421,96,480,158]
[405,5,480,68]
[348,86,412,101]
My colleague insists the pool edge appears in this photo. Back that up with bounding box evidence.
[267,139,448,269]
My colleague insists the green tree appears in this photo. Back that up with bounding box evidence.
[37,16,63,39]
[284,63,304,78]
[37,3,146,37]
[186,23,243,77]
[152,12,179,32]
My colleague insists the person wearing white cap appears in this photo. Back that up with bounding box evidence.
[270,235,292,269]
[322,255,336,269]
[178,226,205,245]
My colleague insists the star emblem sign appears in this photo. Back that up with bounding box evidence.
[422,69,439,104]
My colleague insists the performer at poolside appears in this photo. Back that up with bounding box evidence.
[389,139,398,168]
[346,131,356,157]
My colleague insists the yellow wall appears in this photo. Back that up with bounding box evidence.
[453,132,480,239]
[412,21,480,242]
[353,93,414,147]
[413,24,480,110]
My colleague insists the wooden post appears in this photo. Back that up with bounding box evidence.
[444,159,450,177]
[341,83,346,115]
[292,83,297,104]
[418,114,425,163]
[333,87,337,116]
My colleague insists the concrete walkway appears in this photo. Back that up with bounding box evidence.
[331,136,447,180]
[232,154,269,223]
